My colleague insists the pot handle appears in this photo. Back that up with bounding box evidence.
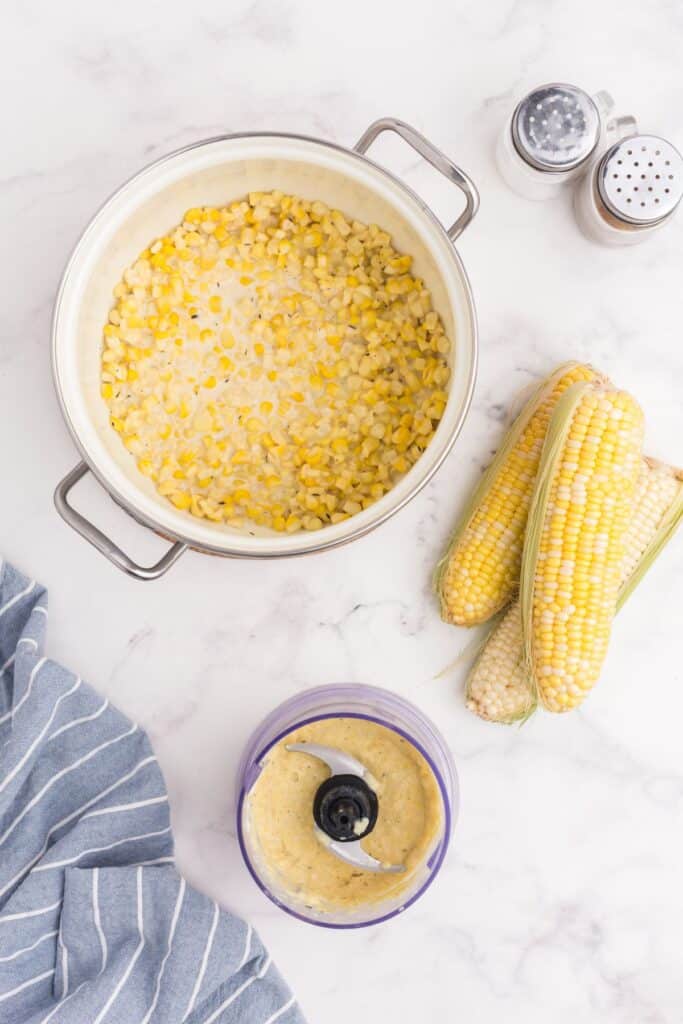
[354,117,479,241]
[54,462,188,580]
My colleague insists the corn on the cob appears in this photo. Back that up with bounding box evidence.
[436,362,605,627]
[466,457,683,723]
[520,381,644,713]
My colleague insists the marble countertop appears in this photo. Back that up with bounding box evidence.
[3,1,683,1020]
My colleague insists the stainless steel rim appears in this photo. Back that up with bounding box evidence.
[52,128,478,561]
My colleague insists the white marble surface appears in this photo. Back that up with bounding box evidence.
[3,1,683,1020]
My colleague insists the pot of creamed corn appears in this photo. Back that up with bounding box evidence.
[52,120,478,578]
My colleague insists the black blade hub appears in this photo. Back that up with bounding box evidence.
[313,774,378,842]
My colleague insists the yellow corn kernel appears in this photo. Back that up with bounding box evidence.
[171,492,192,510]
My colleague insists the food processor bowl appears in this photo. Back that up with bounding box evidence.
[235,683,458,928]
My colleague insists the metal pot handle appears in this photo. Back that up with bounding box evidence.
[54,462,187,580]
[354,117,479,241]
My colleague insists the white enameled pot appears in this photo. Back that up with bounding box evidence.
[52,118,479,579]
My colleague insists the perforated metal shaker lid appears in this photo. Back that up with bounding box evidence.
[512,83,601,172]
[597,134,683,225]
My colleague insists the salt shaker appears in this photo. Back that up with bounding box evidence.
[574,128,683,246]
[496,83,614,201]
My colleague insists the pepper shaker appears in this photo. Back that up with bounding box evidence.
[496,83,615,201]
[574,126,683,246]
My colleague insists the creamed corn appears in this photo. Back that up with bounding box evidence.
[100,192,451,532]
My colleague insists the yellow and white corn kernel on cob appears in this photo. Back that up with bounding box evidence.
[465,457,683,723]
[436,362,605,627]
[520,381,645,713]
[617,458,683,597]
[466,602,528,724]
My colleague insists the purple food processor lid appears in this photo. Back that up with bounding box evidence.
[236,683,458,929]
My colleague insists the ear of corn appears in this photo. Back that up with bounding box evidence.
[465,602,531,724]
[465,457,683,723]
[520,381,644,713]
[435,362,606,627]
[616,458,683,608]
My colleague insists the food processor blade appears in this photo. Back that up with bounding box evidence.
[286,742,405,874]
[286,743,372,781]
[317,829,405,874]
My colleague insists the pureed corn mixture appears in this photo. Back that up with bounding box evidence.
[100,191,451,533]
[247,717,443,911]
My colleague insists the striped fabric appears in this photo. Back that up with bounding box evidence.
[0,559,303,1024]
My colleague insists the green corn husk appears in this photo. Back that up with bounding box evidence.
[434,362,605,627]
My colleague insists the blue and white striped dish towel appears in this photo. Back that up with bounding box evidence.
[0,558,304,1024]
